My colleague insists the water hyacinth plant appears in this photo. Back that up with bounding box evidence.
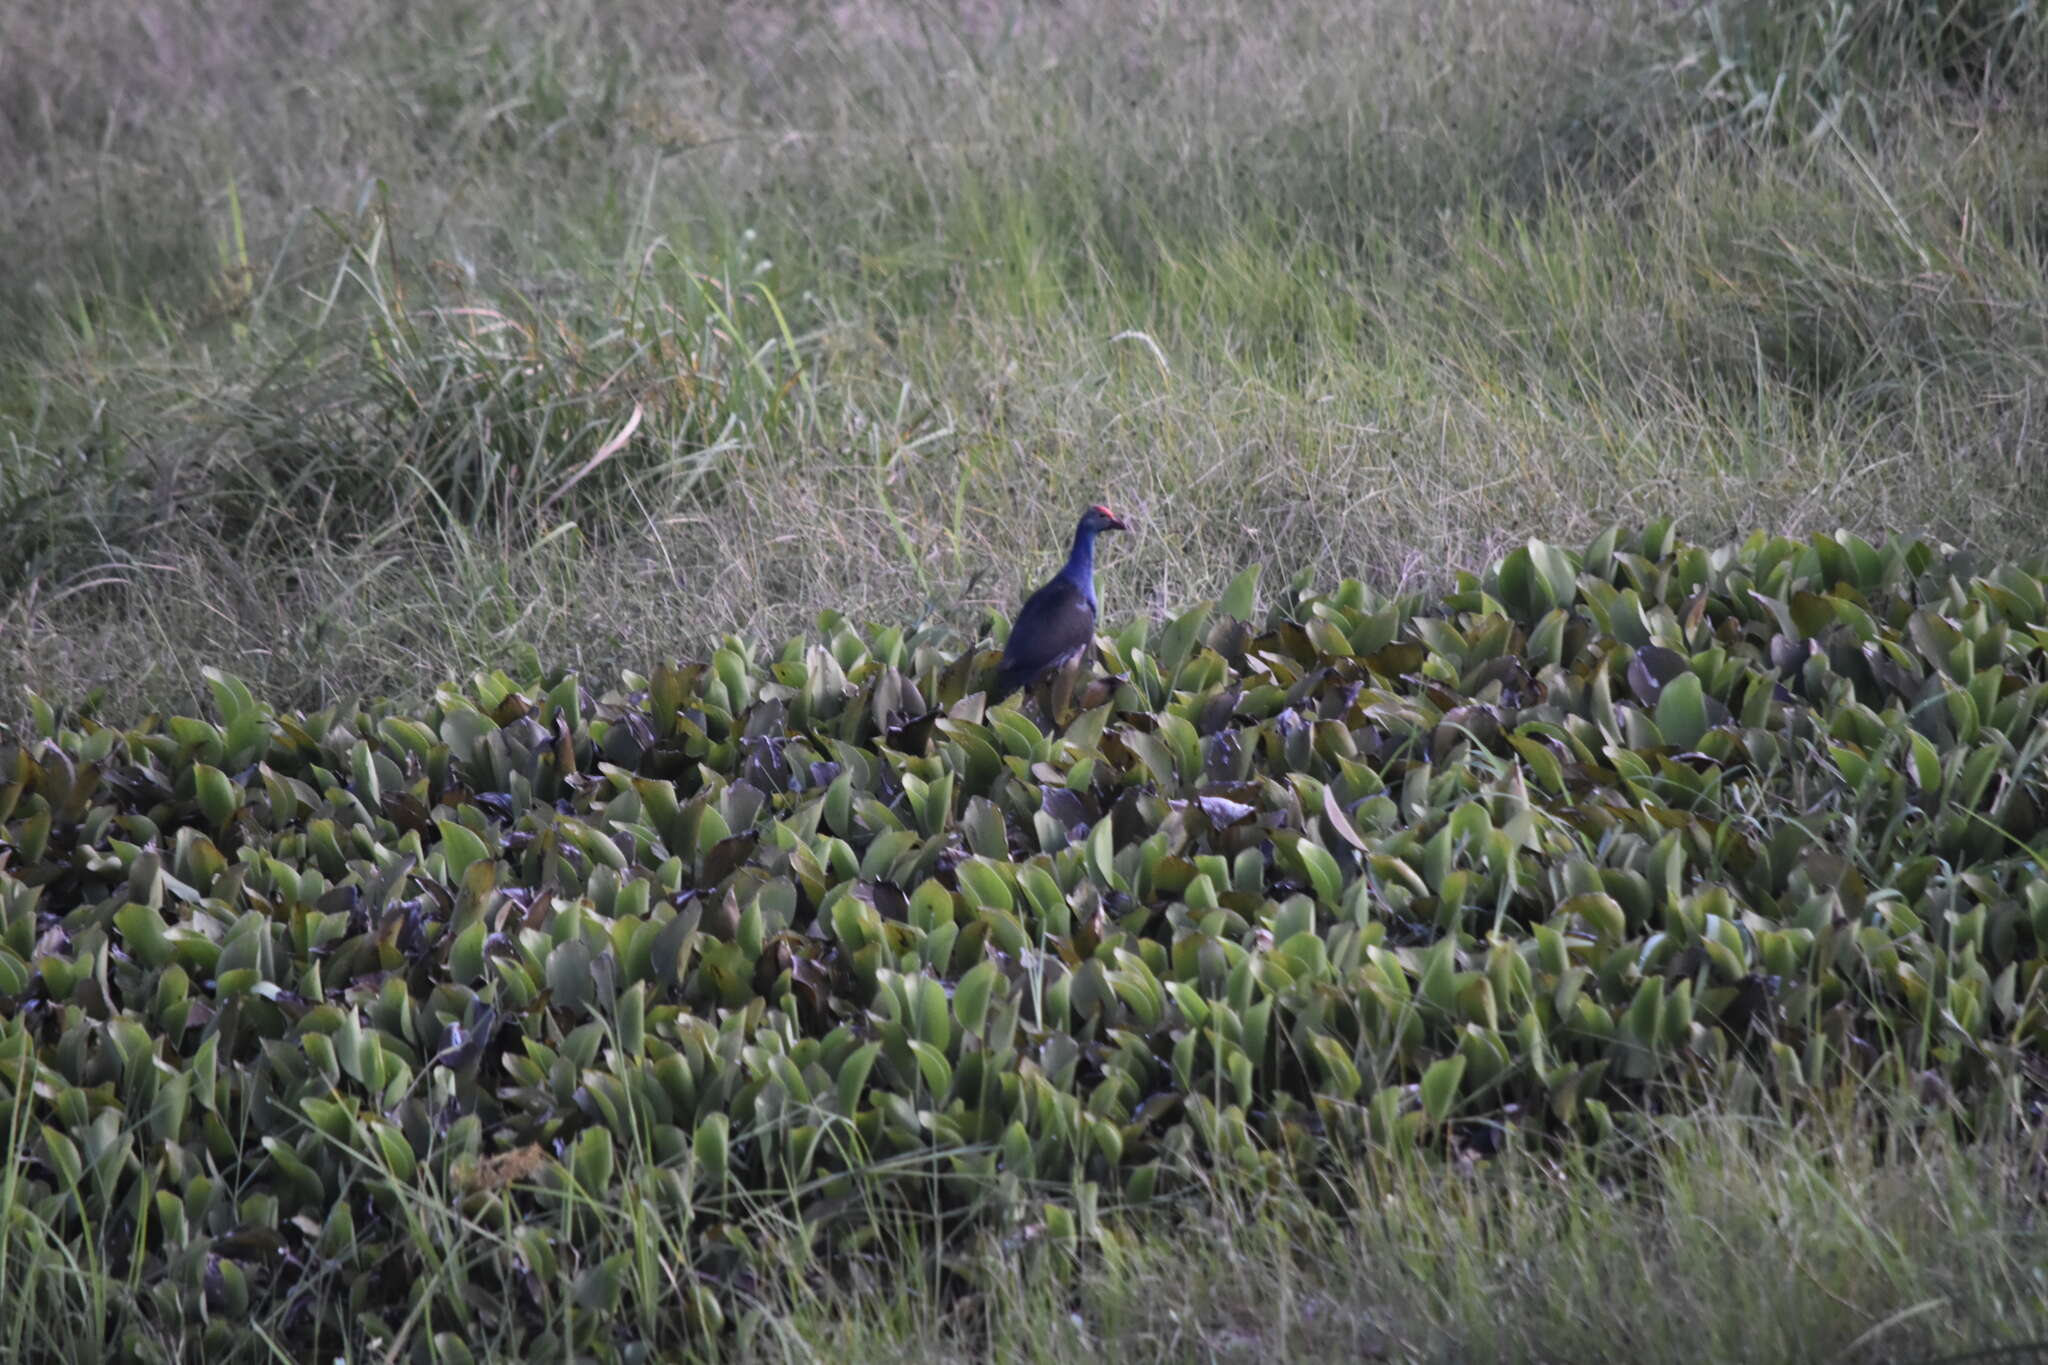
[4,523,2048,1357]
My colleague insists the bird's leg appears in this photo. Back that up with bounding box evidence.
[1023,672,1055,727]
[1076,674,1121,711]
[1048,652,1083,724]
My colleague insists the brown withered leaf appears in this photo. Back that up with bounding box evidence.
[701,834,759,888]
[459,1143,549,1194]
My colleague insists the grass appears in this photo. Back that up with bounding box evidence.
[5,0,2048,1357]
[4,0,2047,726]
[3,1090,2044,1362]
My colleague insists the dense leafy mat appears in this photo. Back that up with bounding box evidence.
[4,524,2048,1355]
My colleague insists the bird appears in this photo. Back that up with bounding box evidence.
[988,504,1129,706]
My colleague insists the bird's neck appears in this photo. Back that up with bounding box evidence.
[1056,523,1098,603]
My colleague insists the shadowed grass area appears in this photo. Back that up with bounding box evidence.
[4,0,2046,727]
[3,1092,2043,1362]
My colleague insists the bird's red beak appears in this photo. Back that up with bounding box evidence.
[1093,505,1129,531]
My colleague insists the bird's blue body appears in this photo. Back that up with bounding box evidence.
[989,504,1129,705]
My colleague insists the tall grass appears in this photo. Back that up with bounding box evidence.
[4,0,2046,726]
[2,1090,2042,1362]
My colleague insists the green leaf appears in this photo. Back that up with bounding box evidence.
[1491,548,1530,607]
[573,1254,629,1313]
[953,960,1001,1039]
[431,1336,478,1365]
[546,939,594,1011]
[1907,731,1941,792]
[370,1122,417,1182]
[906,1038,953,1097]
[571,1127,616,1193]
[913,976,953,1052]
[1086,816,1119,889]
[1293,838,1342,906]
[1526,539,1578,610]
[192,764,238,831]
[114,903,176,969]
[615,980,647,1060]
[1653,671,1709,749]
[1153,603,1214,688]
[1559,893,1627,944]
[1219,564,1261,622]
[13,810,51,867]
[1310,1035,1363,1099]
[1419,1054,1467,1123]
[36,955,82,1000]
[349,739,381,810]
[1509,733,1565,795]
[836,1042,881,1116]
[1582,526,1620,578]
[436,818,492,884]
[448,920,488,983]
[957,859,1013,913]
[1495,546,1550,623]
[1625,975,1666,1048]
[909,878,956,932]
[694,1113,731,1186]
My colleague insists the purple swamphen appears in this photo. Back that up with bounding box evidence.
[988,503,1129,705]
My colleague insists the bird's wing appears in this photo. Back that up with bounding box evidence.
[994,578,1097,694]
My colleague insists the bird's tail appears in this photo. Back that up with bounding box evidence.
[985,665,1027,707]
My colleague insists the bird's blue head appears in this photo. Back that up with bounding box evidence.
[1057,503,1127,601]
[1078,504,1129,536]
